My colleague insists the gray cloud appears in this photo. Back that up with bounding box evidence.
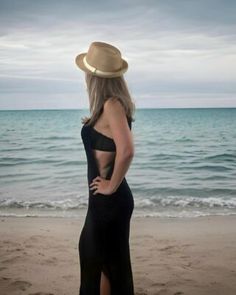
[0,0,235,109]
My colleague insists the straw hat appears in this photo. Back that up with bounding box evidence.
[75,41,128,78]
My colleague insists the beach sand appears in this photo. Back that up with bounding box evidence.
[0,215,236,295]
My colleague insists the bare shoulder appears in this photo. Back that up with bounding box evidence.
[103,97,126,116]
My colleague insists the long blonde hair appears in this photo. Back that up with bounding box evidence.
[81,72,136,126]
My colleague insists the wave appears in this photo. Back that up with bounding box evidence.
[0,211,235,219]
[54,160,85,166]
[175,137,195,142]
[0,158,58,167]
[178,164,233,172]
[135,195,236,209]
[204,153,236,162]
[136,211,236,218]
[33,136,75,140]
[149,153,184,161]
[133,187,236,198]
[0,159,85,167]
[1,195,236,211]
[0,198,87,210]
[186,175,230,181]
[0,147,32,152]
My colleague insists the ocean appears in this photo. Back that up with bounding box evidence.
[0,108,236,218]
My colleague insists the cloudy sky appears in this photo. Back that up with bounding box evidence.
[0,0,235,109]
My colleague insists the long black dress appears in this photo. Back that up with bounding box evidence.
[78,115,134,295]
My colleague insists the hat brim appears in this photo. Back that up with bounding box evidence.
[75,52,128,78]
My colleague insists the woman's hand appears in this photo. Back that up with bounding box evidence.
[89,176,114,196]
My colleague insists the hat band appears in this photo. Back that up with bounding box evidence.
[83,56,122,76]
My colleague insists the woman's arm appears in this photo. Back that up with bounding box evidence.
[103,98,134,193]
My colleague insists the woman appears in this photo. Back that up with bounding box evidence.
[75,41,136,295]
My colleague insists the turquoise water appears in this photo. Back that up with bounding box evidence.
[0,108,236,218]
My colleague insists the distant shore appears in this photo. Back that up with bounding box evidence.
[0,215,236,295]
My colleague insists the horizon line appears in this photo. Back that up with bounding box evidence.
[1,107,236,111]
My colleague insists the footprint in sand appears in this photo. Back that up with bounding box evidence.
[11,280,32,291]
[0,277,32,293]
[152,282,166,287]
[15,247,23,251]
[38,252,45,256]
[2,255,22,263]
[159,245,177,251]
[24,235,44,245]
[28,293,55,295]
[0,276,11,291]
[158,244,190,256]
[40,257,58,265]
[4,279,32,291]
[1,277,11,281]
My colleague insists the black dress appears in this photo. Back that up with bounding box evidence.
[78,115,134,295]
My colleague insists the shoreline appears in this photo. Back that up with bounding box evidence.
[1,211,236,219]
[1,215,236,294]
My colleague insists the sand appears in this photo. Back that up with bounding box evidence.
[0,215,236,295]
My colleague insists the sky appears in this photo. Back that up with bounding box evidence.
[0,0,235,109]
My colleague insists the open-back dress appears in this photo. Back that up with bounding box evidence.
[78,114,134,295]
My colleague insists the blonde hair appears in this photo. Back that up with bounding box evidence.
[81,72,136,126]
